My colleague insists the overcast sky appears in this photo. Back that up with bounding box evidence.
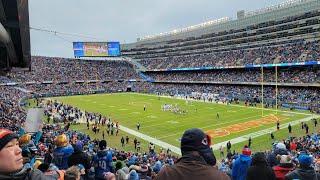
[29,0,286,58]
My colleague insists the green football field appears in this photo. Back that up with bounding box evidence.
[51,93,316,154]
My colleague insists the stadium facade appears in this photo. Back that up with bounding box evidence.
[121,0,319,58]
[117,0,319,112]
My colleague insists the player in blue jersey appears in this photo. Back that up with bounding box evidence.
[93,140,114,179]
[53,134,74,170]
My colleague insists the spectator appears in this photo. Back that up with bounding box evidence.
[64,166,81,180]
[68,140,91,174]
[273,155,294,180]
[155,128,229,180]
[0,129,48,179]
[232,145,252,180]
[53,134,74,170]
[285,153,320,180]
[247,152,276,180]
[93,140,114,179]
[267,142,288,167]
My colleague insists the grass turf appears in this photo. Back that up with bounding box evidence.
[49,93,314,152]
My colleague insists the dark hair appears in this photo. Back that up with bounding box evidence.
[99,140,107,150]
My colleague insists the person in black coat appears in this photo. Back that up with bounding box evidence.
[247,152,276,180]
[288,124,292,134]
[68,141,91,173]
[227,141,232,153]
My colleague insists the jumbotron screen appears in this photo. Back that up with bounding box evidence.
[73,42,121,57]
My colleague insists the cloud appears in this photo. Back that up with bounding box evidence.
[29,0,286,57]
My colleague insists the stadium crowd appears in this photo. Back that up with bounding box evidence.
[1,109,320,180]
[0,75,319,180]
[138,40,319,70]
[139,83,319,108]
[0,52,318,179]
[6,56,140,83]
[19,81,134,97]
[144,67,320,84]
[0,86,27,132]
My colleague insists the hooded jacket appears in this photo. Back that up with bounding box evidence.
[155,152,230,180]
[53,144,74,170]
[285,166,320,180]
[267,148,288,167]
[232,154,252,180]
[67,145,91,170]
[0,168,50,180]
[247,152,276,180]
[273,163,294,180]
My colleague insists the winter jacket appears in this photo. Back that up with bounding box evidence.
[247,153,276,180]
[232,154,252,180]
[68,149,91,170]
[155,152,230,180]
[0,168,50,180]
[273,163,294,180]
[267,149,288,167]
[285,167,320,180]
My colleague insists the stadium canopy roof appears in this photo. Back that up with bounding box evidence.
[0,0,30,70]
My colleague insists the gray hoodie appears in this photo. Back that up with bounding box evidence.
[285,167,320,180]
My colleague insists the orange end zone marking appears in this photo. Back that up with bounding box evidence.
[206,115,287,138]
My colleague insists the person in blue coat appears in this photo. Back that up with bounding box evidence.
[53,134,74,170]
[93,140,114,180]
[232,146,252,180]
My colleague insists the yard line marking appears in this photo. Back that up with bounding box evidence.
[119,125,182,155]
[157,114,264,139]
[210,115,319,150]
[142,108,252,129]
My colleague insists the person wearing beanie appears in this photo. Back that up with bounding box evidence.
[128,170,139,180]
[53,134,74,170]
[104,172,116,180]
[68,140,91,176]
[267,142,289,167]
[116,167,130,180]
[246,152,276,180]
[155,128,229,180]
[285,154,320,180]
[93,140,114,180]
[272,155,294,180]
[232,145,252,180]
[0,128,48,180]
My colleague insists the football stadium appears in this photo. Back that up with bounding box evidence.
[0,0,319,179]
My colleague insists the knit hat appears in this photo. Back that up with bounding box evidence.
[129,170,139,180]
[298,154,313,167]
[0,129,19,151]
[280,155,292,164]
[104,172,115,180]
[242,145,252,156]
[180,128,216,166]
[276,143,286,150]
[33,160,42,169]
[180,128,211,154]
[74,140,83,151]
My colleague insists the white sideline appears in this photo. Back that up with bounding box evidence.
[63,94,318,155]
[118,115,318,155]
[119,125,182,155]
